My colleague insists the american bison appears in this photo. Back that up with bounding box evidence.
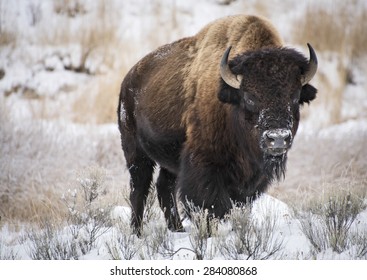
[117,15,318,235]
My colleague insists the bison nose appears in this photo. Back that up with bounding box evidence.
[263,129,292,156]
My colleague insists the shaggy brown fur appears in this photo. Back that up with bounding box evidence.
[117,15,317,235]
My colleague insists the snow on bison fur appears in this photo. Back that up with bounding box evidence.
[117,15,318,235]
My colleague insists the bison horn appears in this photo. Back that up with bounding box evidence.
[301,43,318,86]
[220,46,242,89]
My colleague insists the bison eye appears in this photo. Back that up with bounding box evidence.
[291,90,301,105]
[244,97,258,112]
[246,98,255,107]
[243,92,258,112]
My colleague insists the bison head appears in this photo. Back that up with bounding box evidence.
[218,44,318,180]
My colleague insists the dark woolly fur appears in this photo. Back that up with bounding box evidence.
[230,47,317,106]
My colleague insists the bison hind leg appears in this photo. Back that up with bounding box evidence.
[128,150,155,237]
[156,168,184,232]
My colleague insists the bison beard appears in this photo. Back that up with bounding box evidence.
[263,153,287,182]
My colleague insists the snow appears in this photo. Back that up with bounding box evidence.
[1,0,366,260]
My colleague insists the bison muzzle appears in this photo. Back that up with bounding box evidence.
[117,15,318,235]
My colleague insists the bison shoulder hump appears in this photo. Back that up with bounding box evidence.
[195,15,283,55]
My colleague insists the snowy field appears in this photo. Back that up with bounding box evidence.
[0,0,366,260]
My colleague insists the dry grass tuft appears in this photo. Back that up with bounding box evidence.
[72,71,123,124]
[0,30,16,46]
[0,0,17,46]
[53,0,87,18]
[293,1,367,60]
[271,168,367,212]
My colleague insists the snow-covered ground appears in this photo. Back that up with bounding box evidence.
[0,0,366,260]
[1,192,366,260]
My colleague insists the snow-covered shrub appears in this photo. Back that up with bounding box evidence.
[297,189,367,257]
[25,166,112,259]
[62,166,112,254]
[297,212,327,254]
[26,220,79,260]
[323,193,363,252]
[187,205,219,260]
[349,230,367,259]
[141,222,177,260]
[0,238,17,260]
[219,205,284,260]
[105,217,143,260]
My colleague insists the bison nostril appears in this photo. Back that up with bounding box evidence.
[285,134,292,145]
[264,129,292,149]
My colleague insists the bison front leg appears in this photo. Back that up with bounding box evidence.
[156,168,184,232]
[176,154,233,230]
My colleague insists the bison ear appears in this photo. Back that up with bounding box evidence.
[218,83,241,104]
[300,84,317,105]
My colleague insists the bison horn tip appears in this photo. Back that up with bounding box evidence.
[301,43,318,86]
[220,46,242,89]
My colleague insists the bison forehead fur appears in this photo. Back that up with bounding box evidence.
[117,15,318,235]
